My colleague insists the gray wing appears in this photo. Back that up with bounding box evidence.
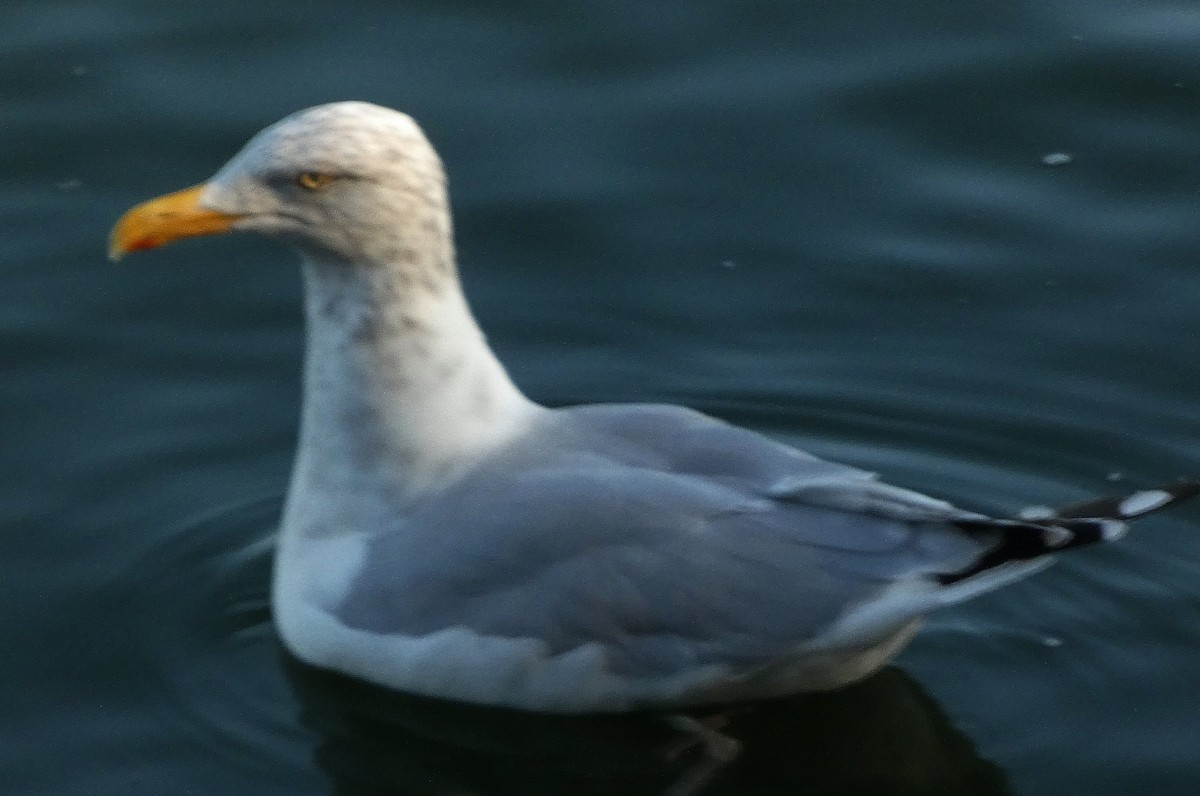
[336,404,1003,678]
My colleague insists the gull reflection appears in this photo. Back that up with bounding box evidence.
[282,652,1007,795]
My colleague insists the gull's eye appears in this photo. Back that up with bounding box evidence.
[296,172,334,191]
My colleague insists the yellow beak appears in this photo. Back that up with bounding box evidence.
[107,183,242,261]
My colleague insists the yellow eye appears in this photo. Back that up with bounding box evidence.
[296,172,333,191]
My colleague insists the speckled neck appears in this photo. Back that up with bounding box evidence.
[281,253,536,536]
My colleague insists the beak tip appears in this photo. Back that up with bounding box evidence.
[107,227,132,262]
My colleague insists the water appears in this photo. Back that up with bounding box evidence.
[3,1,1199,793]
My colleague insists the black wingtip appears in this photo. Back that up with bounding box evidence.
[1045,479,1200,520]
[937,479,1200,586]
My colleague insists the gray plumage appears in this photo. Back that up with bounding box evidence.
[338,405,985,669]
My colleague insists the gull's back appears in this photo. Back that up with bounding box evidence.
[285,402,1120,711]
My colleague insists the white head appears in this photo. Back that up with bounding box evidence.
[110,101,456,280]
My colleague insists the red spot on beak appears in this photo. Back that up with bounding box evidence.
[129,236,161,252]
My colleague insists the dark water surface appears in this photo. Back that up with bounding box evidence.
[4,2,1200,794]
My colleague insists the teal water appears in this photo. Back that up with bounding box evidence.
[3,2,1200,794]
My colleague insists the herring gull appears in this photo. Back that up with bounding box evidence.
[108,101,1199,714]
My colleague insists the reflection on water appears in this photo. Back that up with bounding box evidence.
[283,654,1006,796]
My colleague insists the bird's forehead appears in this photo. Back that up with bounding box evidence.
[228,101,425,175]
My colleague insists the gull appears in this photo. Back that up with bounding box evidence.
[108,101,1198,716]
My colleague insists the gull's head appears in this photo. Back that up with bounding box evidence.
[109,102,452,268]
